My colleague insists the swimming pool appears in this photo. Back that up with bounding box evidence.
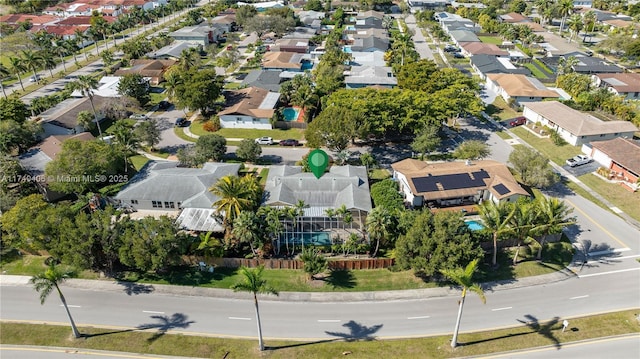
[301,61,313,70]
[279,232,331,246]
[282,107,300,122]
[465,220,485,231]
[343,46,352,53]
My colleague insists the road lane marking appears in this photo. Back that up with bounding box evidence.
[142,310,165,314]
[491,307,512,312]
[60,305,81,308]
[578,267,640,278]
[588,248,631,257]
[317,319,341,323]
[565,199,629,249]
[228,317,251,321]
[570,295,589,300]
[407,316,431,320]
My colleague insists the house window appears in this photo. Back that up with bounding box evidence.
[529,97,535,100]
[131,200,138,205]
[152,201,161,208]
[634,92,638,98]
[600,134,605,137]
[164,201,175,209]
[236,117,242,122]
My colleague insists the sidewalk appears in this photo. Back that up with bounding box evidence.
[0,266,577,303]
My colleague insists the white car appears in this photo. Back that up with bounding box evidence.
[566,155,593,167]
[129,114,148,120]
[255,137,274,145]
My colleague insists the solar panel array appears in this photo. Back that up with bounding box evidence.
[492,183,510,196]
[412,170,491,192]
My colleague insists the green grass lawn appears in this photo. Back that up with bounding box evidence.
[533,59,553,74]
[173,127,196,142]
[2,310,638,359]
[577,173,640,223]
[523,63,549,79]
[129,155,150,171]
[369,168,391,180]
[484,97,519,120]
[478,36,503,45]
[203,128,306,141]
[495,130,512,140]
[510,127,582,166]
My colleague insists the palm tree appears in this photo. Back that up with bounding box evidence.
[558,0,574,35]
[532,196,575,260]
[63,39,79,65]
[366,206,392,257]
[52,40,69,72]
[8,56,26,91]
[510,201,536,265]
[567,14,584,43]
[163,70,182,102]
[478,200,515,267]
[71,75,103,137]
[74,29,89,62]
[30,261,81,338]
[231,266,278,351]
[232,211,263,257]
[440,259,486,349]
[21,50,43,83]
[535,0,554,26]
[178,48,200,71]
[0,64,9,98]
[111,121,139,172]
[583,10,597,43]
[210,175,257,240]
[41,50,57,77]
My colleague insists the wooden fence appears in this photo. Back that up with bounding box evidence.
[205,257,396,270]
[273,121,307,130]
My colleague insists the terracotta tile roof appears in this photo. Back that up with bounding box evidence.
[460,42,508,56]
[591,137,640,175]
[524,101,639,136]
[39,132,96,159]
[44,25,88,36]
[0,14,59,25]
[500,12,527,23]
[391,159,529,201]
[114,59,177,79]
[218,87,278,118]
[595,72,640,93]
[487,73,559,98]
[57,15,116,26]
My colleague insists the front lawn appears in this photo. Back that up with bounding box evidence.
[215,128,305,140]
[484,97,519,120]
[577,173,640,223]
[478,35,503,45]
[510,127,582,166]
[523,63,549,79]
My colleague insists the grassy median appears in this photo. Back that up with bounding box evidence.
[2,310,638,358]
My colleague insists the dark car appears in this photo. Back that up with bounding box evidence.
[444,45,460,52]
[158,101,172,110]
[174,117,187,127]
[279,139,299,146]
[509,116,526,127]
[453,52,465,58]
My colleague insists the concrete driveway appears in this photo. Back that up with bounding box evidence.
[563,160,599,177]
[150,106,192,153]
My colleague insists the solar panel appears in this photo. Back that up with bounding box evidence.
[411,170,490,192]
[492,184,510,196]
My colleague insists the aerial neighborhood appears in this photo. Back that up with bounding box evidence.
[1,0,639,357]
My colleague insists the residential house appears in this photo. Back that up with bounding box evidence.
[344,66,397,89]
[43,1,95,17]
[241,69,284,92]
[37,96,109,137]
[115,161,241,231]
[523,101,638,146]
[349,50,387,67]
[283,27,319,39]
[298,10,325,28]
[217,87,280,129]
[451,1,486,9]
[435,11,463,23]
[262,51,307,71]
[209,14,235,33]
[592,72,640,100]
[263,165,372,248]
[354,10,384,29]
[409,0,452,10]
[149,41,200,60]
[470,54,531,79]
[237,1,284,11]
[272,38,310,53]
[443,19,481,34]
[18,132,95,201]
[71,76,122,98]
[55,15,117,26]
[0,14,59,28]
[391,159,530,208]
[449,30,480,45]
[169,24,222,46]
[542,55,624,74]
[589,137,640,191]
[603,19,640,32]
[499,12,529,24]
[460,42,509,57]
[486,74,560,105]
[114,59,176,85]
[349,35,389,52]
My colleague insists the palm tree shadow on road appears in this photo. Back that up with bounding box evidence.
[325,320,384,342]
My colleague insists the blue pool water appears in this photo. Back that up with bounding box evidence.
[465,220,485,231]
[280,232,331,246]
[301,61,313,70]
[343,46,353,53]
[283,107,300,122]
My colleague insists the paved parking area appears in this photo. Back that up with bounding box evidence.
[563,161,599,177]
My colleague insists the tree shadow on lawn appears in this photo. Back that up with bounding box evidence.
[137,313,195,343]
[128,266,239,286]
[266,338,341,351]
[322,269,357,289]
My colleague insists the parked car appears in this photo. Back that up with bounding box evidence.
[566,154,593,167]
[255,137,274,145]
[509,116,527,127]
[444,45,460,52]
[129,113,148,120]
[174,117,187,127]
[279,139,299,146]
[29,75,40,82]
[453,52,465,59]
[158,101,172,110]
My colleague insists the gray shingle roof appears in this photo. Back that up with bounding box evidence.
[115,161,241,208]
[264,165,372,212]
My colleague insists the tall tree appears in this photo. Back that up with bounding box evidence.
[532,196,575,260]
[210,175,258,239]
[41,50,57,77]
[0,64,8,98]
[453,140,491,160]
[111,120,139,172]
[232,211,264,256]
[71,75,103,137]
[21,49,43,83]
[134,119,161,150]
[117,73,150,106]
[411,125,441,160]
[231,266,279,351]
[478,200,515,267]
[510,200,537,265]
[30,261,81,338]
[558,0,574,35]
[366,206,392,257]
[440,259,486,349]
[8,56,26,91]
[508,146,558,188]
[52,40,69,72]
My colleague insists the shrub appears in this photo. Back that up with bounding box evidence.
[202,120,219,132]
[300,248,327,280]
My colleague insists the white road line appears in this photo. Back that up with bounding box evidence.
[588,248,631,257]
[142,310,165,314]
[228,317,251,321]
[407,316,431,320]
[491,307,512,312]
[569,295,589,300]
[60,305,81,308]
[317,319,341,323]
[578,267,640,278]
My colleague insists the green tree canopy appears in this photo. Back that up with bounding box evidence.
[370,179,404,212]
[117,73,150,106]
[174,69,223,113]
[453,140,491,160]
[195,133,227,162]
[236,139,262,163]
[508,146,558,188]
